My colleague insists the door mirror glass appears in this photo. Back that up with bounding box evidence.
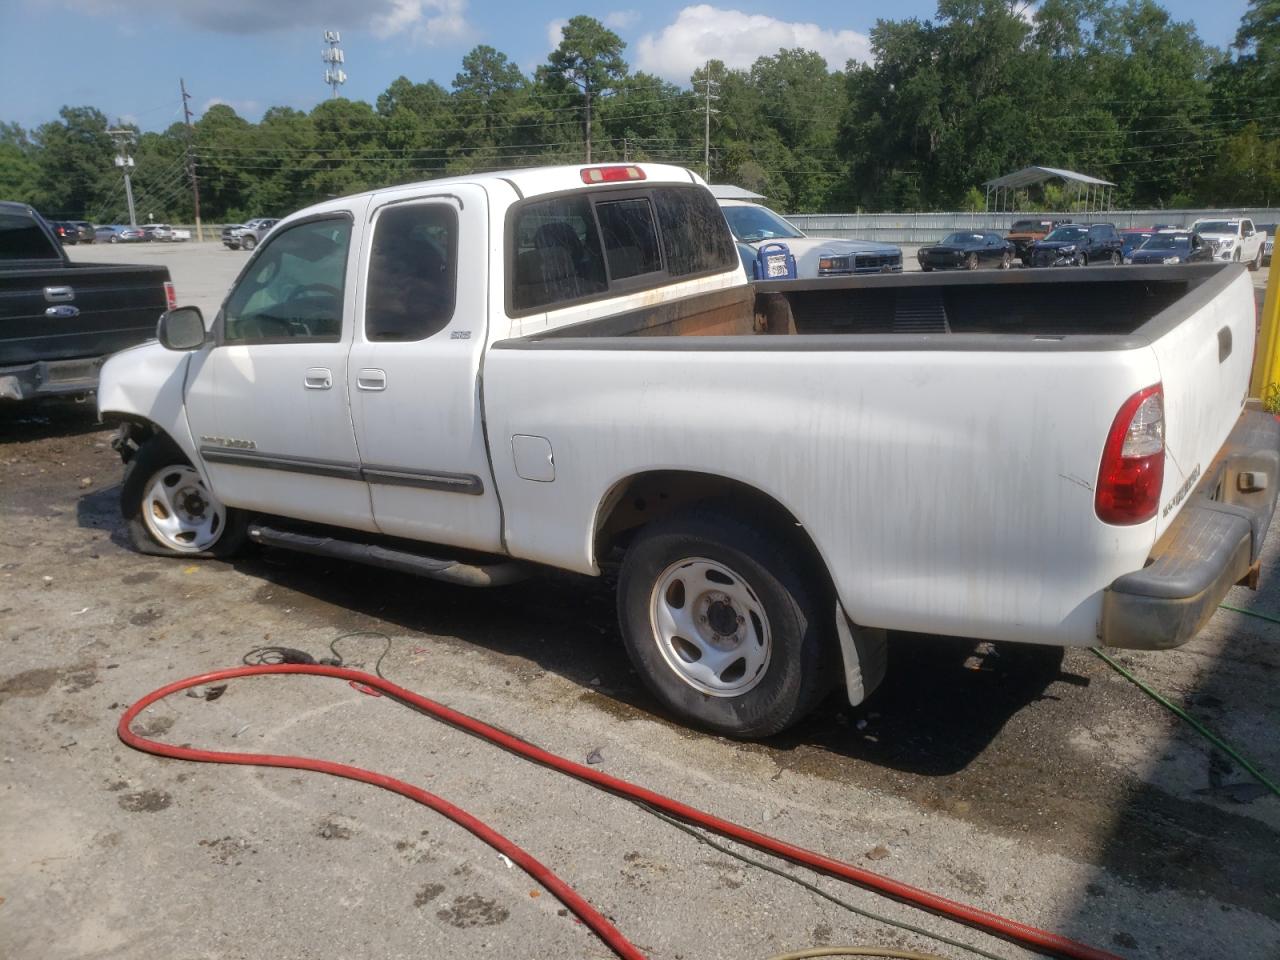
[157,306,206,350]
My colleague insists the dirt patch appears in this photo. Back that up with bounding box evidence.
[134,715,174,737]
[117,789,173,813]
[129,608,163,627]
[0,667,60,703]
[62,668,98,693]
[316,818,352,840]
[413,883,446,907]
[436,893,509,928]
[121,572,157,585]
[199,836,258,865]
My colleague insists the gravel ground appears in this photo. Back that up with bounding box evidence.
[0,245,1277,960]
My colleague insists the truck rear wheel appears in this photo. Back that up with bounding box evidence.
[121,437,246,559]
[617,505,836,738]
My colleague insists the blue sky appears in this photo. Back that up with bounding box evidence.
[0,0,1250,132]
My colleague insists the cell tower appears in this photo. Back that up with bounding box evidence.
[322,31,346,98]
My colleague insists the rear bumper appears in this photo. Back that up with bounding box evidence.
[1100,411,1280,649]
[0,357,105,401]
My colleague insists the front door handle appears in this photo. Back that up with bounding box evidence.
[357,368,387,391]
[304,367,333,390]
[44,285,74,303]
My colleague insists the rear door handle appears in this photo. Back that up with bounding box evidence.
[357,368,387,391]
[44,285,74,303]
[304,367,333,390]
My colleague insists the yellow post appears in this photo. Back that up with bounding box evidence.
[1250,257,1280,403]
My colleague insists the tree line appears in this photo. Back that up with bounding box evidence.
[1,0,1276,223]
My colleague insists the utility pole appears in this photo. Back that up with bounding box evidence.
[180,78,203,242]
[107,128,137,227]
[694,63,719,181]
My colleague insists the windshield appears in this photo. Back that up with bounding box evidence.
[1045,226,1088,242]
[721,205,804,242]
[1194,221,1235,233]
[1141,235,1190,251]
[942,233,984,245]
[1010,220,1050,232]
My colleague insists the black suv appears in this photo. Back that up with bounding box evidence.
[1029,223,1123,267]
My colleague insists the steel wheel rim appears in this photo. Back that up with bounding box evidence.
[141,465,226,553]
[648,557,772,698]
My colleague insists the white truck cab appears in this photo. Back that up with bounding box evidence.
[99,164,1280,738]
[1191,217,1267,270]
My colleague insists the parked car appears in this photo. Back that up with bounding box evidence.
[142,223,175,242]
[1191,218,1267,270]
[170,227,192,242]
[0,201,174,402]
[715,198,901,277]
[1125,231,1213,265]
[917,231,1015,271]
[1255,223,1274,265]
[1005,218,1064,264]
[223,218,280,251]
[1028,223,1123,267]
[98,162,1275,739]
[96,225,147,243]
[50,221,78,245]
[69,220,95,243]
[1119,229,1156,258]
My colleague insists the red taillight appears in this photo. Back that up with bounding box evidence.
[1096,384,1165,525]
[580,165,646,184]
[164,281,177,311]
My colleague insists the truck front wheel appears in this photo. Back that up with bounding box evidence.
[121,437,247,558]
[241,235,256,251]
[617,505,836,738]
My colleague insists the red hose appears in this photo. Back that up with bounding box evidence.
[119,665,1123,960]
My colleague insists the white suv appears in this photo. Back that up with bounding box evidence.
[1191,218,1267,271]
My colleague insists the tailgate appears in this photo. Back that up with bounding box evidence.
[0,263,169,366]
[1148,266,1255,538]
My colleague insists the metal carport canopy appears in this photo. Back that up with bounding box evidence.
[982,166,1115,189]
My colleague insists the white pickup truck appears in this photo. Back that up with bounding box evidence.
[99,163,1279,737]
[1191,217,1268,270]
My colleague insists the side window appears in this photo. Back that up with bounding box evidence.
[653,187,738,277]
[366,204,457,341]
[222,217,351,343]
[1243,220,1254,235]
[595,198,662,280]
[511,195,607,311]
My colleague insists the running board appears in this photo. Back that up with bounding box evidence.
[247,524,529,587]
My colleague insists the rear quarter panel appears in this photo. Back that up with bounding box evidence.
[484,342,1162,646]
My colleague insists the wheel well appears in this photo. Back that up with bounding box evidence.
[101,415,173,464]
[593,471,827,577]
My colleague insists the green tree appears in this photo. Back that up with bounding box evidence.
[0,123,40,202]
[541,16,627,161]
[32,106,114,217]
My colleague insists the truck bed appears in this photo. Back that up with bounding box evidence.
[500,263,1230,350]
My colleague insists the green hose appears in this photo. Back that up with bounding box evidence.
[1089,646,1280,799]
[1218,602,1280,626]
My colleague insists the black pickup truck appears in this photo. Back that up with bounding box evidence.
[1,202,173,401]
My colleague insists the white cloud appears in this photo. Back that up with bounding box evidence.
[635,5,871,82]
[48,0,472,41]
[546,18,569,54]
[603,10,639,29]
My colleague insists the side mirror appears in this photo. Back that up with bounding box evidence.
[157,306,206,351]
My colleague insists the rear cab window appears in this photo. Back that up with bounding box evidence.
[508,184,737,316]
[0,210,62,261]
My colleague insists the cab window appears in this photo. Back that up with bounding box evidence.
[222,217,351,343]
[366,204,458,341]
[511,195,608,311]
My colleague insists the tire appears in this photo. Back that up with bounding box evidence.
[1110,251,1121,265]
[1000,251,1012,269]
[617,504,838,738]
[1079,253,1089,267]
[121,436,247,559]
[1250,246,1262,271]
[965,252,979,270]
[920,265,933,272]
[1234,248,1242,263]
[109,235,119,244]
[242,235,256,251]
